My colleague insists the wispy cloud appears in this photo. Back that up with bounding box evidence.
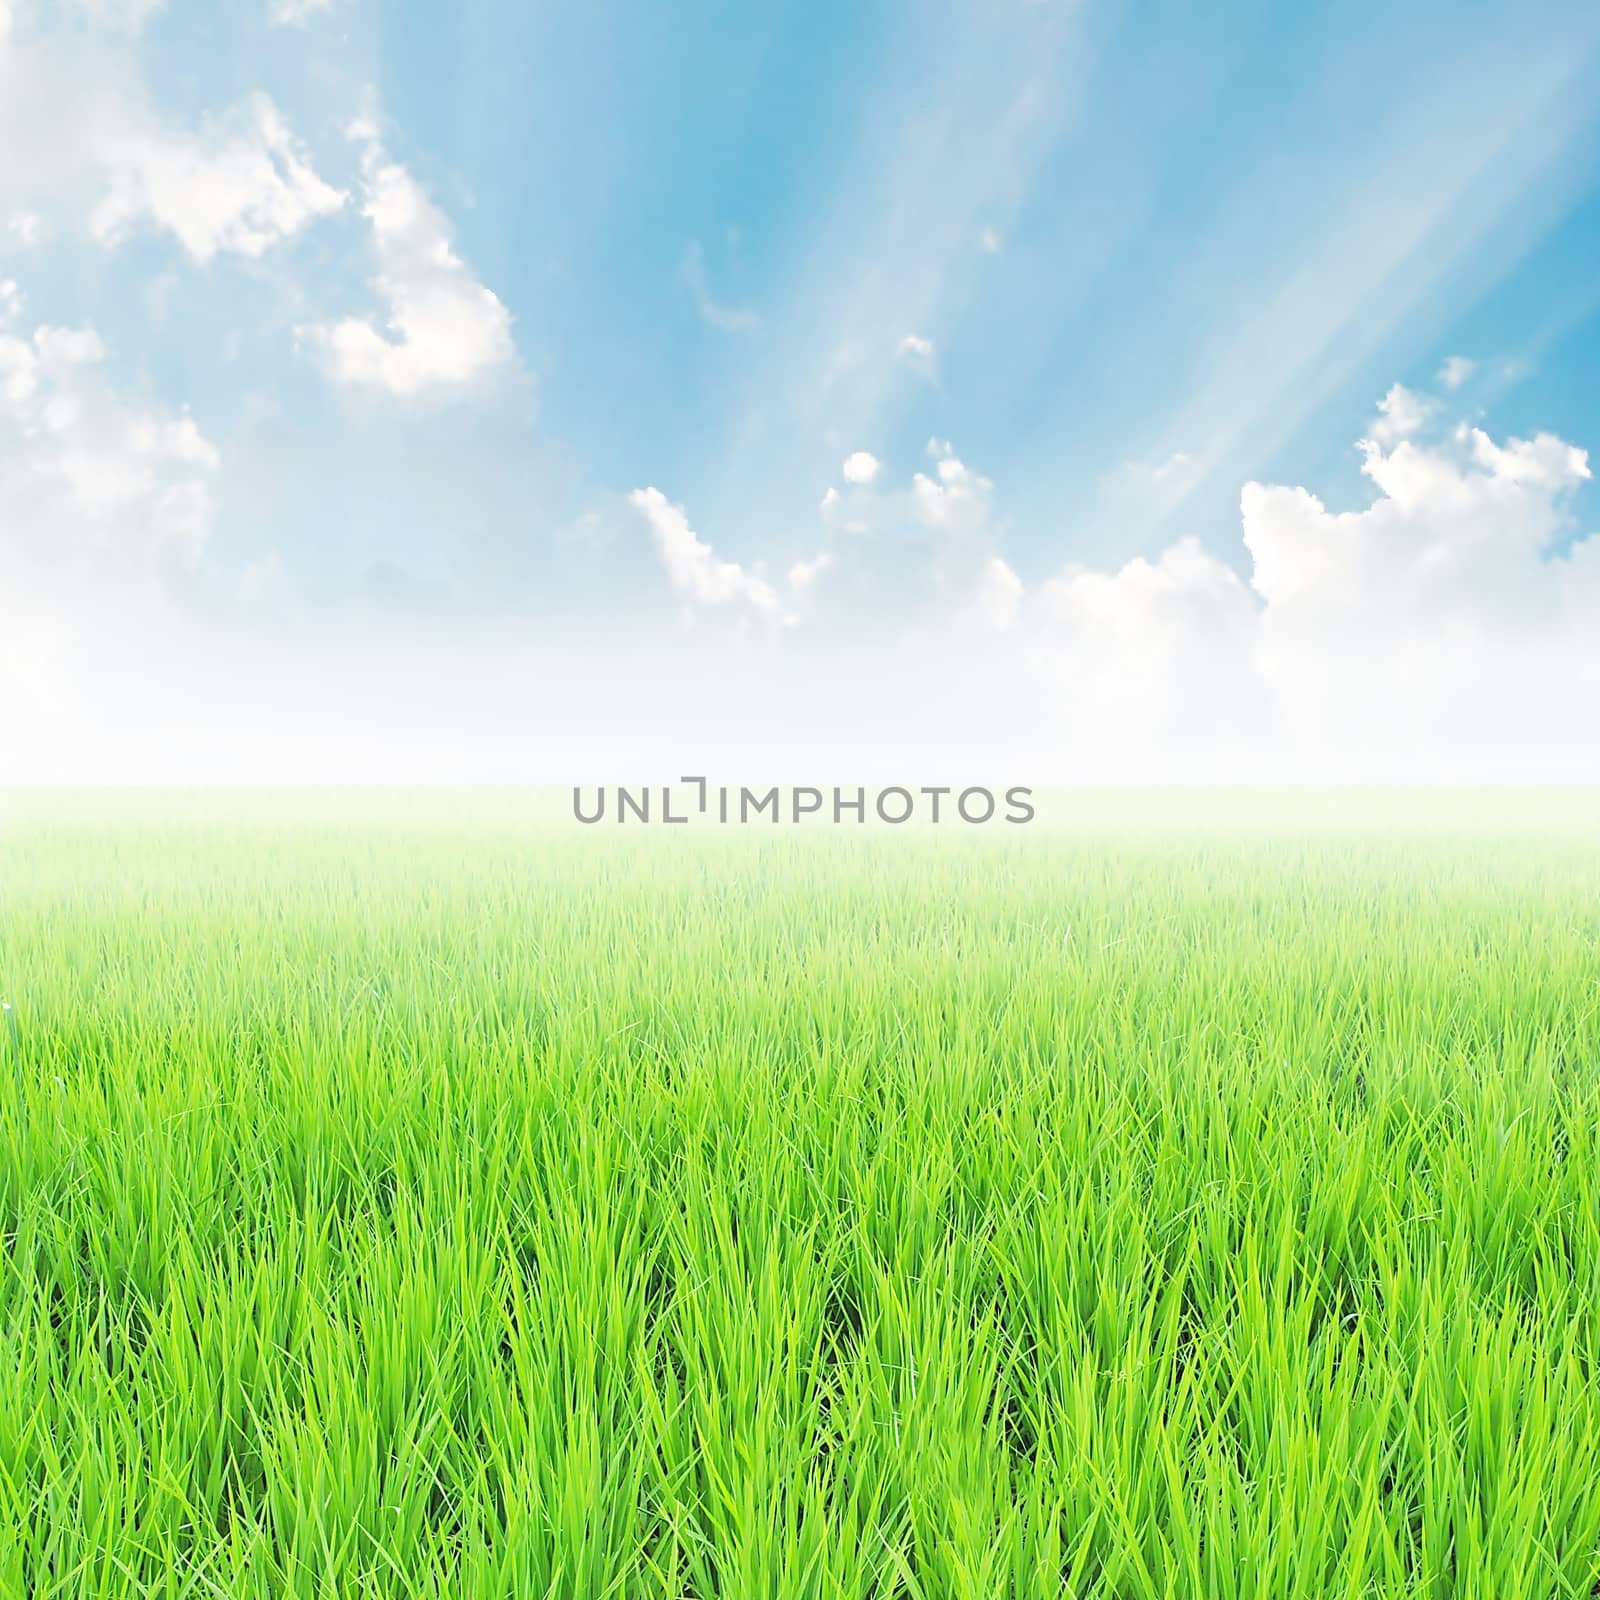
[681,240,758,334]
[629,487,778,616]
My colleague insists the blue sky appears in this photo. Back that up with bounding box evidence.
[2,0,1599,780]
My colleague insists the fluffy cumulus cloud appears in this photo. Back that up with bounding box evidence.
[1366,382,1436,446]
[92,92,344,262]
[841,450,880,485]
[300,124,515,398]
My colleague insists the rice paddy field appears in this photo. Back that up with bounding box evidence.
[4,789,1600,1599]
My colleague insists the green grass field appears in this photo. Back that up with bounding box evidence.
[4,793,1600,1598]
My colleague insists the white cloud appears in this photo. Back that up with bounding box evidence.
[1366,382,1436,446]
[1464,426,1586,488]
[91,92,343,262]
[841,450,880,485]
[629,487,778,615]
[897,332,936,377]
[301,128,515,398]
[269,0,333,24]
[910,441,993,533]
[979,228,1002,254]
[1438,354,1476,390]
[1246,427,1589,620]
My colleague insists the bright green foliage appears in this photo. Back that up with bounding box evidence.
[3,798,1600,1597]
